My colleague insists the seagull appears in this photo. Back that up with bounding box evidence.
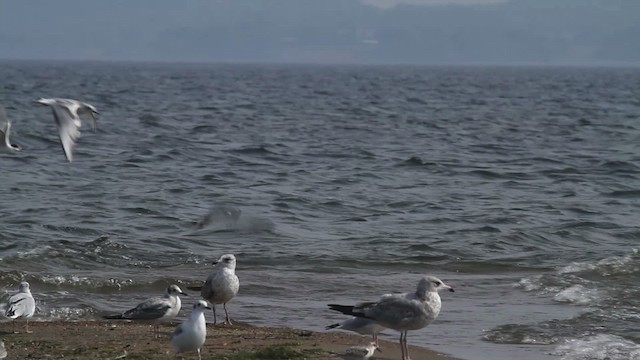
[0,106,22,153]
[335,342,381,360]
[171,300,211,360]
[5,281,36,333]
[187,254,239,325]
[326,317,386,346]
[328,276,454,360]
[36,98,98,162]
[103,285,187,338]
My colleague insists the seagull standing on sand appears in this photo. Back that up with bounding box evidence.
[326,317,386,346]
[5,281,36,333]
[328,276,454,360]
[103,285,187,338]
[336,342,381,360]
[0,106,22,153]
[188,254,239,325]
[36,98,98,162]
[171,300,211,360]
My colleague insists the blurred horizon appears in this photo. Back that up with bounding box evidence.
[1,0,639,66]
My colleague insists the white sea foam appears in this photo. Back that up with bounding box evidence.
[554,334,640,360]
[559,249,639,275]
[553,285,601,305]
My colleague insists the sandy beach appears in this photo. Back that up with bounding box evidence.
[0,320,461,360]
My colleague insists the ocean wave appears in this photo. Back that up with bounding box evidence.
[554,334,640,360]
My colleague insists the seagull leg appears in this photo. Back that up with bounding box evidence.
[197,348,202,360]
[402,331,412,360]
[212,306,217,325]
[223,303,232,325]
[12,320,16,334]
[26,319,32,334]
[373,333,378,347]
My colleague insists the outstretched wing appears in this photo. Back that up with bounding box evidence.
[51,105,81,162]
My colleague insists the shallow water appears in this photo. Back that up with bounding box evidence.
[1,61,640,360]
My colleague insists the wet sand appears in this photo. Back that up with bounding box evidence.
[0,320,462,359]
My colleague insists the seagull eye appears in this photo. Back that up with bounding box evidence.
[434,281,442,286]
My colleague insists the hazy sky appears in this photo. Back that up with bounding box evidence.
[363,0,507,8]
[0,0,639,65]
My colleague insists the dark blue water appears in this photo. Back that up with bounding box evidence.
[2,61,640,360]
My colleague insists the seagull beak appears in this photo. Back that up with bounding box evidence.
[212,260,219,265]
[205,305,212,310]
[376,346,382,353]
[181,291,189,296]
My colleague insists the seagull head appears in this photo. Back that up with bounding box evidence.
[36,98,55,106]
[18,281,30,292]
[213,254,237,269]
[193,300,212,311]
[166,284,188,297]
[420,276,454,293]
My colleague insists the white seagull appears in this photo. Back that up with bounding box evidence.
[0,106,22,153]
[188,254,239,325]
[329,276,454,360]
[5,281,36,333]
[171,300,211,360]
[326,317,386,346]
[103,285,187,338]
[335,342,381,359]
[36,97,98,162]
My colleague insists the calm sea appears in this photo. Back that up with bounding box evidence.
[1,61,640,360]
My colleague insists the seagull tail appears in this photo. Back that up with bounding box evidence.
[103,314,125,320]
[186,286,202,291]
[325,322,341,330]
[327,304,360,317]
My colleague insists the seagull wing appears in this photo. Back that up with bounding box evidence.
[51,104,82,162]
[0,106,10,148]
[5,292,34,319]
[122,297,171,320]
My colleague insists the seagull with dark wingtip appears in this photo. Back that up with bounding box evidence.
[103,284,187,338]
[328,275,454,360]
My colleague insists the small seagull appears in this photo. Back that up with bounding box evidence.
[103,285,187,338]
[326,317,386,346]
[171,300,211,360]
[5,281,36,333]
[0,106,22,153]
[36,97,98,162]
[328,276,454,360]
[187,254,239,325]
[335,342,381,359]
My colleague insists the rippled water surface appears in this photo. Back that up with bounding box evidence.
[2,62,640,360]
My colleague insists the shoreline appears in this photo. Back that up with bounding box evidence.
[0,320,462,359]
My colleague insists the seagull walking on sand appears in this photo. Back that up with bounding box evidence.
[0,106,22,153]
[36,97,98,162]
[171,300,211,360]
[5,281,36,333]
[328,276,454,360]
[103,285,187,338]
[335,342,381,360]
[188,254,239,325]
[326,317,386,346]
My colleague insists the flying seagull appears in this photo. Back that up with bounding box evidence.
[0,105,22,153]
[36,98,98,162]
